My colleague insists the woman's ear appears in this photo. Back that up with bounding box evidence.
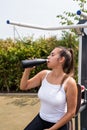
[58,56,65,64]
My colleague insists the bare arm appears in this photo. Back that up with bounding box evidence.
[47,77,77,130]
[20,68,47,90]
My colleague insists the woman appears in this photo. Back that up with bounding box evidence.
[20,46,77,130]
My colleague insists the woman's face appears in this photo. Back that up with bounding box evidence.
[47,48,62,69]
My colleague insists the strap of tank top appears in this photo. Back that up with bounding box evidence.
[45,71,69,88]
[45,70,51,78]
[61,74,69,86]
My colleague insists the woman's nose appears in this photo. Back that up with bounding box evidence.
[47,55,50,59]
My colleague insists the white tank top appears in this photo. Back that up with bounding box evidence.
[38,71,67,123]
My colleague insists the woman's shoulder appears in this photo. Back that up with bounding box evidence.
[63,76,77,90]
[67,76,76,85]
[40,69,51,74]
[39,69,51,79]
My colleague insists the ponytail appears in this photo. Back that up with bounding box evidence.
[58,46,74,76]
[67,48,74,75]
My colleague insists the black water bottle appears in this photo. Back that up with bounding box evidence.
[21,58,47,68]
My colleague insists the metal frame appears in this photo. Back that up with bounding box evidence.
[6,20,87,31]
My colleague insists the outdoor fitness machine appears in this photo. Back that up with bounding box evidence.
[7,10,87,130]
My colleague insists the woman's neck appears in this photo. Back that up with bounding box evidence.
[51,69,65,78]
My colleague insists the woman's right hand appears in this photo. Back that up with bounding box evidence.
[25,66,36,71]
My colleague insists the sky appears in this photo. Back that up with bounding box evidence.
[0,0,83,40]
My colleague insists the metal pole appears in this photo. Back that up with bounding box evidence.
[6,20,87,31]
[78,35,82,84]
[77,35,82,130]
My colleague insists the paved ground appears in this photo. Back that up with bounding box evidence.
[0,94,40,130]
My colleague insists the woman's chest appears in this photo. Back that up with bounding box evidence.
[38,81,66,106]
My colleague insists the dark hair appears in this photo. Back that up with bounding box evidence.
[57,46,74,75]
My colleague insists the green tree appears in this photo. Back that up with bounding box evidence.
[57,0,87,26]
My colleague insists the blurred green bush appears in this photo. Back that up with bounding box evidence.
[0,34,79,92]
